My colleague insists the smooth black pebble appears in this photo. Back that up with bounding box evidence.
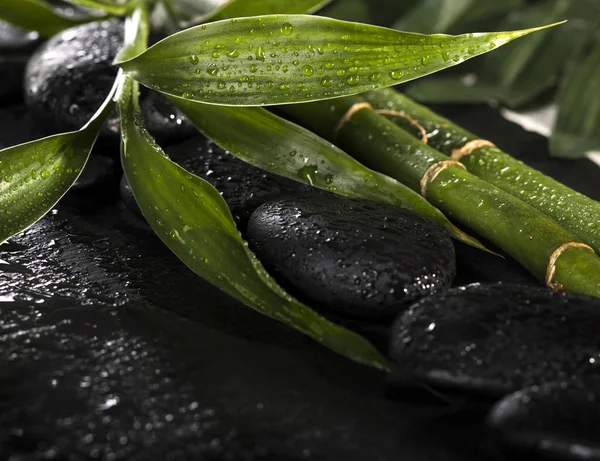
[0,21,42,103]
[24,20,194,143]
[247,194,456,321]
[487,377,600,460]
[120,136,316,229]
[390,283,600,398]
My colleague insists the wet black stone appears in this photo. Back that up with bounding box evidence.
[487,377,600,461]
[24,20,195,144]
[390,283,600,398]
[0,202,486,461]
[247,194,456,321]
[120,135,317,230]
[0,21,42,104]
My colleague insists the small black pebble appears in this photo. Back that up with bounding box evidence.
[390,283,600,398]
[487,377,600,461]
[24,20,194,143]
[247,194,456,321]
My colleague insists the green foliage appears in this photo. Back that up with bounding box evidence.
[0,0,104,36]
[0,79,117,243]
[118,76,391,370]
[118,14,552,106]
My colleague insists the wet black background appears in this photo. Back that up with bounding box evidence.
[1,95,599,461]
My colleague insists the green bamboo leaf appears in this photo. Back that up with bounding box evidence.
[63,0,135,15]
[170,96,486,250]
[117,75,390,370]
[551,36,600,158]
[0,78,117,244]
[0,0,105,36]
[407,0,589,107]
[117,14,558,107]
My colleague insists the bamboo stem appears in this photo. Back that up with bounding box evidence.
[363,88,600,255]
[283,96,600,298]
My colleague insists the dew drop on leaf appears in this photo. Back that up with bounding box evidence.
[320,76,332,87]
[280,23,293,35]
[302,65,314,77]
[389,69,404,80]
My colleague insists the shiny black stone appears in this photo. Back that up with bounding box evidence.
[390,283,600,397]
[248,194,456,320]
[488,377,600,460]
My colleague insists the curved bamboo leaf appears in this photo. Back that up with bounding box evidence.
[171,96,486,250]
[117,14,558,106]
[0,78,117,244]
[0,0,104,36]
[117,76,390,370]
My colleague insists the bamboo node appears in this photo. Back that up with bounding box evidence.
[545,242,595,290]
[419,160,466,198]
[334,102,374,139]
[451,139,495,161]
[374,109,428,144]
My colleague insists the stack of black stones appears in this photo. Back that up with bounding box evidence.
[1,15,599,461]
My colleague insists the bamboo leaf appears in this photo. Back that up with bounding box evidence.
[170,96,486,250]
[117,76,390,370]
[117,14,558,106]
[551,36,600,158]
[62,0,135,15]
[0,0,105,36]
[0,78,117,244]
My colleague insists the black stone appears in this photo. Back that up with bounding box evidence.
[487,377,600,461]
[247,194,456,321]
[0,202,487,461]
[0,21,42,104]
[120,135,317,230]
[390,283,600,398]
[23,20,195,144]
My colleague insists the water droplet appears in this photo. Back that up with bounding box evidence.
[346,74,360,86]
[325,174,334,184]
[441,51,450,62]
[279,82,289,91]
[453,55,460,62]
[189,55,199,65]
[389,69,404,80]
[255,46,265,61]
[212,51,220,59]
[217,80,226,90]
[320,76,332,87]
[227,50,239,58]
[249,64,258,73]
[421,56,429,66]
[325,61,335,69]
[468,46,476,55]
[302,65,314,77]
[297,165,318,185]
[281,23,293,35]
[40,170,50,180]
[369,72,381,82]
